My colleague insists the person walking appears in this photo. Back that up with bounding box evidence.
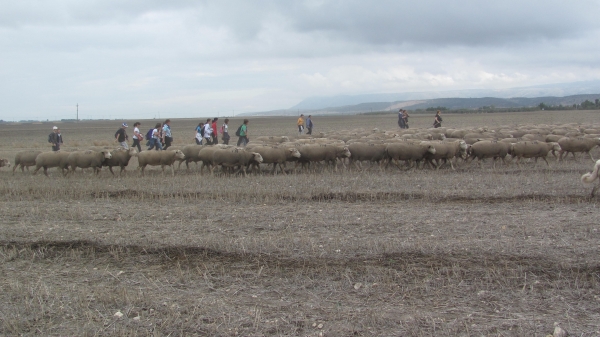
[402,110,410,129]
[433,110,443,128]
[211,118,219,145]
[48,126,63,151]
[132,122,142,152]
[297,114,305,135]
[115,123,129,149]
[195,122,204,145]
[237,119,249,146]
[306,115,314,135]
[203,118,213,145]
[162,119,173,150]
[221,118,230,145]
[398,109,406,129]
[148,123,163,150]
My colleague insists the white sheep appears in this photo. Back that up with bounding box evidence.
[581,159,600,197]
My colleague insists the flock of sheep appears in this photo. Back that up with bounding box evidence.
[2,122,600,195]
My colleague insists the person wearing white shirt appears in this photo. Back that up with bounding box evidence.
[132,122,142,152]
[203,118,213,145]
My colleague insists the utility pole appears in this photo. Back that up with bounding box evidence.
[76,103,79,121]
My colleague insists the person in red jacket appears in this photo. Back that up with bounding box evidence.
[211,118,219,145]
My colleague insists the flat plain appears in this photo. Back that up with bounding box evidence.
[0,110,599,336]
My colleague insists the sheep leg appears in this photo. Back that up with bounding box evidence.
[592,184,599,197]
[449,158,456,170]
[108,166,116,176]
[542,156,550,166]
[279,163,287,175]
[588,151,595,162]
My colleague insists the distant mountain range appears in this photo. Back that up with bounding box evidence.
[239,80,600,116]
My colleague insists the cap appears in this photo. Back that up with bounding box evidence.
[53,126,58,130]
[122,123,128,127]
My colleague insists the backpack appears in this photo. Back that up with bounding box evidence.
[235,125,243,137]
[146,128,154,140]
[48,133,53,143]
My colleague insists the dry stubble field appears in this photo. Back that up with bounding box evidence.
[0,111,599,336]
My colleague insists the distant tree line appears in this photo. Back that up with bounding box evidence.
[538,99,599,111]
[425,106,448,111]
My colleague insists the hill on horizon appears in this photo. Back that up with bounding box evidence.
[286,80,600,111]
[239,93,600,117]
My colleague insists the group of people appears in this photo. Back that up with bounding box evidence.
[296,114,314,135]
[397,109,443,129]
[397,109,410,129]
[194,118,230,146]
[47,118,252,153]
[111,120,174,152]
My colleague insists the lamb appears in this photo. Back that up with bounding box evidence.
[33,151,71,176]
[103,147,138,176]
[137,149,186,176]
[581,159,600,197]
[66,150,113,175]
[12,151,41,174]
[510,141,561,167]
[557,137,600,161]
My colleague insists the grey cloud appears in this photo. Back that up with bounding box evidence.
[285,0,600,46]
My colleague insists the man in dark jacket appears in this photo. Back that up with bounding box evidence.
[48,126,63,151]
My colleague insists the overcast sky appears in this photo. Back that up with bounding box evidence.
[1,0,599,120]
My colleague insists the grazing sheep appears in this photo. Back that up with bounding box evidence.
[581,159,600,197]
[0,158,10,168]
[66,150,113,175]
[347,143,387,171]
[179,145,204,171]
[104,147,138,176]
[467,140,512,168]
[423,140,468,170]
[13,151,41,174]
[33,151,71,176]
[253,136,290,144]
[250,146,301,175]
[558,137,600,161]
[510,141,561,167]
[384,142,436,170]
[211,148,263,177]
[137,149,186,176]
[296,144,351,172]
[197,145,233,174]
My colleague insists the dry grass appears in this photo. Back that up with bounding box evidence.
[0,111,599,336]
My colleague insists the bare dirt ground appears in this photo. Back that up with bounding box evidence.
[0,111,599,336]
